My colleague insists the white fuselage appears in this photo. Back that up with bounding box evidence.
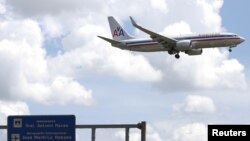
[118,33,245,52]
[99,16,245,58]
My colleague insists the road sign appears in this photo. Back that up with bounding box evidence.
[8,115,75,141]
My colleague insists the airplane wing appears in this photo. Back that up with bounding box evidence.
[129,16,177,47]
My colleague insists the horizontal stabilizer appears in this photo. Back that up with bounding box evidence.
[98,36,122,45]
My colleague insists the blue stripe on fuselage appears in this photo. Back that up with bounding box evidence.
[175,34,236,40]
[125,34,239,46]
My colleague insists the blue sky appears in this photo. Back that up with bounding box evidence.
[221,0,250,75]
[0,1,249,141]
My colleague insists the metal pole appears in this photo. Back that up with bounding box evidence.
[0,126,7,129]
[125,128,130,141]
[76,124,138,129]
[92,128,96,141]
[141,121,146,141]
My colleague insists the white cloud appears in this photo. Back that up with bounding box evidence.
[0,1,248,141]
[0,100,30,125]
[41,16,63,38]
[0,0,6,14]
[2,0,245,94]
[6,0,105,16]
[196,0,223,31]
[0,0,245,109]
[115,125,162,141]
[153,49,247,91]
[171,123,207,141]
[150,0,168,12]
[0,18,94,106]
[163,21,192,36]
[144,0,246,92]
[48,76,93,105]
[0,100,30,141]
[153,0,223,33]
[104,50,163,82]
[13,75,94,105]
[173,95,216,114]
[49,23,163,82]
[49,44,163,83]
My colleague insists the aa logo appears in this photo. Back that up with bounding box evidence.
[113,27,124,37]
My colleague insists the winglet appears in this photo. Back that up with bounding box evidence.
[129,16,137,27]
[129,16,148,30]
[129,16,142,29]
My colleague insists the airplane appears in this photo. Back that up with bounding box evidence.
[98,16,245,59]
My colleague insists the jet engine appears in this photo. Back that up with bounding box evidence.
[175,40,192,51]
[185,48,203,55]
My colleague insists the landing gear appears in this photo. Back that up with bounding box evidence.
[168,50,174,55]
[175,54,180,59]
[168,49,180,59]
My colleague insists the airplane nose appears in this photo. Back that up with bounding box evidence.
[239,36,245,43]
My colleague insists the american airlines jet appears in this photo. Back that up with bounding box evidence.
[98,17,245,59]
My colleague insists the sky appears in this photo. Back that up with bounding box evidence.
[0,0,249,141]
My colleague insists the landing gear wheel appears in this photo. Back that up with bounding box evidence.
[168,50,174,55]
[175,54,180,59]
[229,48,232,52]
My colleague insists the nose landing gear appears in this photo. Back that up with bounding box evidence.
[175,54,180,59]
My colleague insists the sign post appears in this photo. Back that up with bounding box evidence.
[8,115,75,141]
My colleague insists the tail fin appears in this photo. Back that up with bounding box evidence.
[108,16,133,41]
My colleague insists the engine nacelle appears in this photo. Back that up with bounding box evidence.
[175,40,192,51]
[185,48,203,55]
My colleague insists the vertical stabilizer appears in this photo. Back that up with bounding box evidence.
[108,16,133,41]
